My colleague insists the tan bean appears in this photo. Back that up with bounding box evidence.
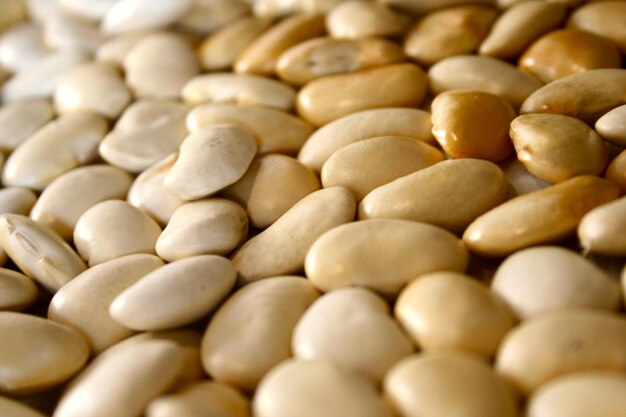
[0,214,86,293]
[432,90,516,162]
[235,14,325,76]
[30,165,133,240]
[110,255,236,331]
[405,6,497,66]
[53,339,185,417]
[182,73,296,110]
[277,37,405,86]
[292,287,413,381]
[0,23,48,73]
[298,107,434,173]
[492,246,621,319]
[605,149,626,192]
[198,16,272,71]
[381,0,494,15]
[73,200,162,266]
[322,136,445,201]
[520,69,626,123]
[165,125,257,201]
[156,199,248,261]
[254,359,392,417]
[101,0,193,34]
[98,99,188,173]
[306,219,468,295]
[202,277,319,391]
[567,1,626,54]
[496,309,626,396]
[520,29,622,83]
[0,0,26,33]
[127,153,186,226]
[43,10,103,53]
[232,187,355,283]
[396,271,514,358]
[510,114,608,183]
[0,312,89,394]
[463,176,620,257]
[96,30,154,67]
[147,381,250,417]
[595,104,626,147]
[384,352,518,417]
[222,154,320,229]
[360,159,507,233]
[429,55,543,109]
[123,33,199,99]
[48,254,165,353]
[479,1,567,59]
[2,113,108,191]
[296,63,428,126]
[187,103,313,155]
[0,98,53,152]
[326,1,410,39]
[0,187,37,215]
[178,0,249,35]
[578,196,626,256]
[0,396,46,417]
[0,268,37,312]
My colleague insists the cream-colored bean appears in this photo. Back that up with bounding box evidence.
[429,55,543,109]
[492,246,621,319]
[101,0,193,34]
[95,30,154,67]
[43,10,103,53]
[127,154,186,226]
[53,340,185,417]
[0,396,46,417]
[381,0,494,15]
[527,372,626,417]
[123,33,199,99]
[31,165,132,241]
[99,99,188,173]
[59,0,117,21]
[463,176,620,257]
[578,196,626,256]
[178,0,249,35]
[0,98,53,152]
[396,272,514,358]
[222,154,321,229]
[232,187,355,283]
[432,90,516,162]
[235,13,325,75]
[596,104,626,147]
[24,0,58,24]
[74,200,162,266]
[567,1,626,54]
[48,254,164,353]
[0,23,48,72]
[606,149,626,193]
[297,63,428,126]
[0,187,37,215]
[496,309,626,396]
[360,159,507,234]
[0,214,86,293]
[182,73,296,110]
[306,219,468,294]
[202,277,319,391]
[386,352,517,417]
[479,1,567,59]
[326,1,410,39]
[277,36,405,86]
[54,62,130,119]
[187,103,313,155]
[0,312,89,395]
[156,199,248,261]
[322,136,445,201]
[165,125,257,201]
[293,287,413,381]
[521,69,626,123]
[147,381,250,417]
[2,113,108,191]
[510,114,608,183]
[253,0,345,17]
[111,255,236,331]
[298,107,434,173]
[404,6,497,67]
[198,16,272,71]
[0,268,37,312]
[502,159,551,196]
[254,359,392,417]
[520,29,622,84]
[1,50,88,103]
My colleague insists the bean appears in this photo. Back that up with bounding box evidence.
[578,196,626,256]
[605,149,626,192]
[43,10,103,54]
[326,1,410,39]
[567,1,626,54]
[595,104,626,147]
[0,98,53,152]
[0,268,37,312]
[178,0,249,36]
[0,23,47,72]
[101,0,193,35]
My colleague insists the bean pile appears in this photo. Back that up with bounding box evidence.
[0,0,625,416]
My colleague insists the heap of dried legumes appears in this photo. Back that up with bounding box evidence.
[0,0,625,415]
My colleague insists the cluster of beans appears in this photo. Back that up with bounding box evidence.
[0,0,625,416]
